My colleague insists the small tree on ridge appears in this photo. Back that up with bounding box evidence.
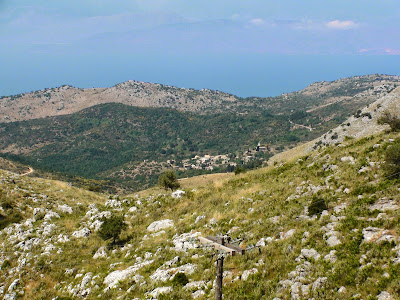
[158,170,180,191]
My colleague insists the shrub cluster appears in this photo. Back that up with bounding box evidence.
[378,111,400,131]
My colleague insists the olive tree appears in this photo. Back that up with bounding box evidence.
[98,214,127,244]
[158,170,180,191]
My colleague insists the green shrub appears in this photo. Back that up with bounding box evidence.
[171,272,189,286]
[234,166,246,175]
[378,111,400,131]
[308,197,328,216]
[383,141,400,179]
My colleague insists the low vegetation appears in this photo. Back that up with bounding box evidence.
[1,129,400,299]
[378,111,400,132]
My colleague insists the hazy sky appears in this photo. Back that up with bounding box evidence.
[1,1,400,96]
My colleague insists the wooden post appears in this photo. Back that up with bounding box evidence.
[215,255,224,300]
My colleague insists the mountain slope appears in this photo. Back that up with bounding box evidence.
[1,125,400,299]
[1,74,399,123]
[0,104,294,190]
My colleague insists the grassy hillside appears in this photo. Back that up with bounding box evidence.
[1,129,400,299]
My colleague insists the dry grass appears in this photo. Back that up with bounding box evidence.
[179,172,234,189]
[268,140,315,164]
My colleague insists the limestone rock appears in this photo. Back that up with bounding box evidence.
[280,229,295,240]
[58,204,73,214]
[195,215,205,223]
[148,286,173,298]
[173,232,201,252]
[296,248,320,262]
[242,268,258,281]
[192,290,206,298]
[184,281,206,290]
[324,250,337,263]
[72,227,91,238]
[103,260,154,290]
[312,277,327,291]
[93,247,107,259]
[370,199,399,211]
[44,211,60,221]
[147,219,174,232]
[150,263,196,282]
[377,291,393,300]
[171,190,185,198]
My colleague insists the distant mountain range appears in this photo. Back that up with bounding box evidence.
[1,74,399,123]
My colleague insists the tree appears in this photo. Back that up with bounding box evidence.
[158,170,180,191]
[384,140,400,179]
[98,215,127,244]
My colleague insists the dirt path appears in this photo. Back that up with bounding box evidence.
[289,120,313,131]
[20,167,34,176]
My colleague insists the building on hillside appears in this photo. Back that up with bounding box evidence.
[256,142,269,152]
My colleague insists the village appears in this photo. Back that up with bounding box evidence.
[166,142,271,171]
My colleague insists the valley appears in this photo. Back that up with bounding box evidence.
[1,75,399,192]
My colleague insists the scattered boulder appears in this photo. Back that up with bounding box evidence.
[171,190,185,198]
[362,227,395,243]
[280,229,295,240]
[209,218,218,225]
[242,268,258,281]
[128,206,137,213]
[72,227,91,238]
[377,291,393,300]
[312,277,327,291]
[58,204,73,214]
[256,237,274,247]
[324,250,337,263]
[195,215,205,223]
[296,249,320,261]
[147,219,174,232]
[370,199,399,211]
[93,247,107,259]
[341,156,355,163]
[148,286,173,298]
[184,281,206,290]
[150,263,196,282]
[173,232,201,252]
[103,260,154,290]
[43,211,60,222]
[192,289,206,298]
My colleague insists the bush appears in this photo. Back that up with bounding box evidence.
[98,215,127,244]
[234,166,246,175]
[384,141,400,179]
[308,197,328,216]
[378,111,400,131]
[171,273,189,286]
[158,171,180,191]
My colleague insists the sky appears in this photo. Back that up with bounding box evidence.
[1,0,400,97]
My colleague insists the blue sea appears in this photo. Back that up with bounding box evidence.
[1,53,400,98]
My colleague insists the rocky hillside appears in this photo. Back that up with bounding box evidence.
[314,87,400,148]
[0,82,238,123]
[1,74,399,123]
[1,117,400,299]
